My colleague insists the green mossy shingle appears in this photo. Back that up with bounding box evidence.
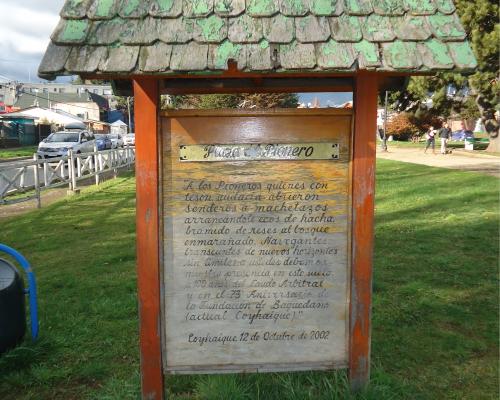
[448,42,478,69]
[310,0,342,16]
[61,0,92,19]
[329,15,362,42]
[195,15,227,42]
[150,0,183,17]
[209,40,245,69]
[428,13,466,40]
[39,0,477,77]
[263,15,295,43]
[405,0,436,15]
[247,0,278,17]
[158,17,195,43]
[353,40,381,67]
[55,19,90,44]
[280,0,309,16]
[434,0,456,14]
[317,40,355,68]
[91,0,117,18]
[214,0,245,16]
[228,14,263,43]
[296,15,331,42]
[383,40,421,69]
[418,39,454,69]
[184,0,214,17]
[372,0,405,16]
[393,15,432,40]
[362,15,395,42]
[119,0,149,18]
[343,0,372,15]
[279,41,316,69]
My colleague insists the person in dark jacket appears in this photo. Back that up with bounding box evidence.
[439,122,452,154]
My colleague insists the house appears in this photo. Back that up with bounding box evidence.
[0,115,37,147]
[110,120,128,135]
[0,107,110,146]
[13,91,108,122]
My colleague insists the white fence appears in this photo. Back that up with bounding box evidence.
[0,147,135,207]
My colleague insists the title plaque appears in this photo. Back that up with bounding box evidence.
[179,143,340,162]
[162,112,351,373]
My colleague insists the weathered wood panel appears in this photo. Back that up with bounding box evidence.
[161,109,352,373]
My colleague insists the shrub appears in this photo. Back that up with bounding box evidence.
[386,113,421,141]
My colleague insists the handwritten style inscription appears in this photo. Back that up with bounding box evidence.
[179,142,340,162]
[164,141,350,372]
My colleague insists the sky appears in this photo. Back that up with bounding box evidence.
[0,0,64,83]
[0,0,352,106]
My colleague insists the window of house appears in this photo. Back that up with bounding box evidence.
[93,89,99,94]
[103,89,112,95]
[43,88,48,94]
[59,88,65,93]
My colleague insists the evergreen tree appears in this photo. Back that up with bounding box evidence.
[390,0,499,151]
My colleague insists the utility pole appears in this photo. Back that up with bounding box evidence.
[127,96,132,133]
[382,90,388,152]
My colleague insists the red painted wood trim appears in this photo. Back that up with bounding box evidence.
[134,79,164,400]
[349,72,378,391]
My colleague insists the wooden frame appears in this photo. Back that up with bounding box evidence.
[134,75,378,399]
[349,73,378,390]
[133,79,164,399]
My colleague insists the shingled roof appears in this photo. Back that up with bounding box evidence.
[38,0,477,80]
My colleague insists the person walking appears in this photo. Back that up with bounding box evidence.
[424,126,436,154]
[439,122,452,154]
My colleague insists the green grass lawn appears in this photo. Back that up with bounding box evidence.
[0,162,498,400]
[0,146,38,159]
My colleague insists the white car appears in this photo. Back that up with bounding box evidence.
[123,133,135,146]
[109,133,124,148]
[37,130,96,158]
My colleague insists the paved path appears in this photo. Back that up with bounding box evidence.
[377,147,500,178]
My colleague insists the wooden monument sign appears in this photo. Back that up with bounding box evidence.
[40,1,475,398]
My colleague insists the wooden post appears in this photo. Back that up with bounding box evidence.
[94,144,100,186]
[33,154,41,208]
[133,78,164,400]
[349,72,378,391]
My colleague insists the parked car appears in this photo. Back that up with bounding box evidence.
[108,133,124,148]
[451,130,474,141]
[37,130,96,158]
[95,134,112,150]
[123,133,135,146]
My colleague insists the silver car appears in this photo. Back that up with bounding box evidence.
[123,133,135,146]
[37,130,96,158]
[109,133,124,148]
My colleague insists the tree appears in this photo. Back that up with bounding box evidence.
[389,0,499,151]
[386,112,442,141]
[458,0,500,151]
[386,113,421,141]
[168,93,298,110]
[114,96,133,128]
